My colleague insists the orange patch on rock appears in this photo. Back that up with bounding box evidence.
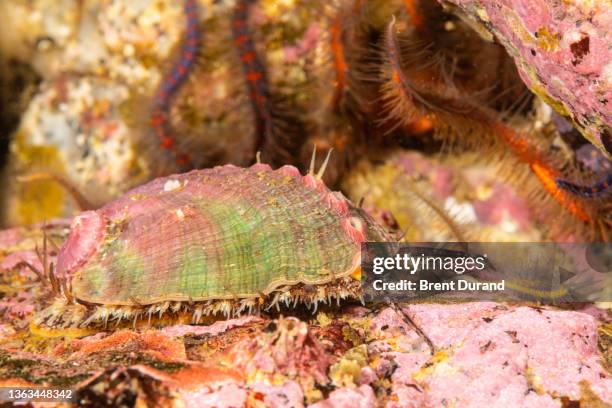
[69,330,187,361]
[170,363,245,390]
[0,378,38,387]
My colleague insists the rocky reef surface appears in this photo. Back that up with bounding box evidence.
[0,222,609,407]
[0,1,610,405]
[440,0,612,158]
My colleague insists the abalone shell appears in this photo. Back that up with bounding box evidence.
[57,164,384,307]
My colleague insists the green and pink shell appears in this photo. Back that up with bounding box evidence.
[37,164,389,327]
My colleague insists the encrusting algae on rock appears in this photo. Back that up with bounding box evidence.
[35,160,391,328]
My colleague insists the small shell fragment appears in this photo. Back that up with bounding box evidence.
[163,179,182,192]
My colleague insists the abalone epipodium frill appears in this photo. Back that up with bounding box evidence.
[62,164,368,306]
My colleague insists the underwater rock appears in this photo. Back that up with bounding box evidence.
[0,222,610,407]
[67,330,188,362]
[343,151,544,242]
[383,303,612,407]
[0,0,204,227]
[1,0,366,226]
[160,316,263,338]
[310,384,377,408]
[0,0,185,83]
[231,317,334,385]
[4,76,142,227]
[440,0,612,158]
[0,0,80,74]
[343,150,610,242]
[248,381,305,407]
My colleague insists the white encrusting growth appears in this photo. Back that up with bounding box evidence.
[163,179,182,192]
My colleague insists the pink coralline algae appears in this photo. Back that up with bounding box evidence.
[441,0,612,158]
[0,298,35,319]
[0,222,610,406]
[377,303,611,407]
[310,385,378,408]
[472,184,532,230]
[0,251,43,274]
[230,317,334,386]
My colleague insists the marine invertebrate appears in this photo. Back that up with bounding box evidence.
[149,0,201,170]
[438,0,612,159]
[297,0,374,187]
[229,0,311,168]
[2,2,612,403]
[556,173,611,199]
[4,0,606,243]
[374,15,610,240]
[231,0,274,160]
[35,161,390,328]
